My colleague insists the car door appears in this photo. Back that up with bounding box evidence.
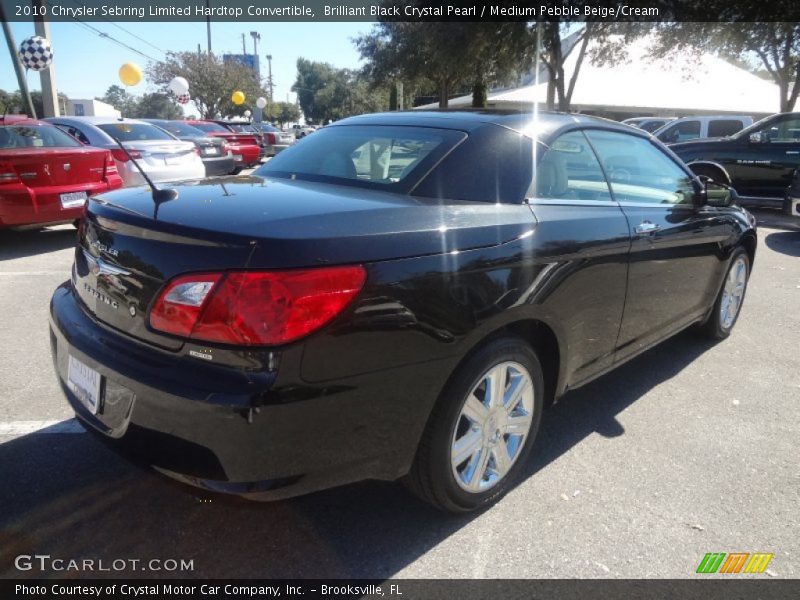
[526,129,631,385]
[584,129,736,362]
[733,114,800,199]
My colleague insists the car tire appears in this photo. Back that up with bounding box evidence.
[230,167,243,175]
[701,247,750,340]
[404,336,544,513]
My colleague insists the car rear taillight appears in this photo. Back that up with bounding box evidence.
[266,133,276,145]
[220,142,229,154]
[0,161,19,184]
[103,152,118,176]
[110,148,142,162]
[192,147,200,156]
[150,266,366,346]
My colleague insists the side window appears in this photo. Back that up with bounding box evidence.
[585,130,695,205]
[708,120,745,137]
[758,116,800,142]
[414,126,532,203]
[56,124,89,145]
[534,130,612,201]
[658,120,701,143]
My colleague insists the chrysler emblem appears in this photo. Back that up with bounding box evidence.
[82,248,131,277]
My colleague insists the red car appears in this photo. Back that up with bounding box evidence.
[184,120,260,171]
[0,116,122,229]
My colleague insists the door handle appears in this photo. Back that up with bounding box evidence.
[634,221,661,235]
[786,151,799,155]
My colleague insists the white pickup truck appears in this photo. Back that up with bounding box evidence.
[288,124,316,139]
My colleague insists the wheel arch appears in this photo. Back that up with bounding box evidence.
[686,160,732,186]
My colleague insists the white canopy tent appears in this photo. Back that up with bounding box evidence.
[416,36,781,119]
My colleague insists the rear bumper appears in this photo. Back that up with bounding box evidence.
[118,159,205,187]
[263,144,290,157]
[49,281,429,500]
[229,145,261,166]
[0,181,113,228]
[201,154,236,177]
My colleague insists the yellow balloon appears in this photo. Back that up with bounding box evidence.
[119,62,142,86]
[231,91,245,105]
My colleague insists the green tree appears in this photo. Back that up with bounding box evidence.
[147,52,267,118]
[97,85,137,116]
[356,14,532,108]
[265,101,300,127]
[129,93,183,119]
[292,59,387,122]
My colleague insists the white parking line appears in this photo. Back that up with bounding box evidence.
[0,271,69,276]
[0,419,84,437]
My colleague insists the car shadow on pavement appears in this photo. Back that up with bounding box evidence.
[0,226,77,261]
[764,231,800,257]
[0,331,716,580]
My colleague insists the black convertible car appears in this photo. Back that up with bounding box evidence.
[49,111,756,512]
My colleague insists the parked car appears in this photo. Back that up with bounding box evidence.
[45,117,204,187]
[250,122,295,156]
[622,116,675,133]
[142,119,235,177]
[49,111,756,512]
[669,112,800,210]
[654,115,753,144]
[0,116,122,228]
[289,123,316,139]
[184,120,261,171]
[212,120,268,159]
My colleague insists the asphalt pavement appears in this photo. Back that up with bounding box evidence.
[0,208,797,579]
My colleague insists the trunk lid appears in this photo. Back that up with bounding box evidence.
[1,147,108,186]
[74,205,255,350]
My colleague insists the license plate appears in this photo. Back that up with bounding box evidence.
[60,191,88,209]
[165,156,183,166]
[204,147,219,156]
[67,354,102,414]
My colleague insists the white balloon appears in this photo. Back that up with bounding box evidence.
[168,76,189,96]
[244,110,252,118]
[256,97,267,109]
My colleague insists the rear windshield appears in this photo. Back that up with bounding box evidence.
[191,122,231,133]
[0,125,82,149]
[98,123,175,142]
[256,125,462,190]
[152,121,205,138]
[225,124,254,133]
[257,123,281,133]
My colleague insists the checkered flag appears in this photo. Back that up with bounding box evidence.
[176,92,191,105]
[18,36,53,71]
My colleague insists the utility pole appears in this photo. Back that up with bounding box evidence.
[33,0,59,116]
[250,31,261,82]
[241,33,246,55]
[205,0,212,58]
[0,4,36,117]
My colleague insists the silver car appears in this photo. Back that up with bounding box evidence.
[45,116,205,187]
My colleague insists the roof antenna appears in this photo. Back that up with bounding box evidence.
[109,135,178,219]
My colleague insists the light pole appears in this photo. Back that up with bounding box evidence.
[33,0,59,116]
[250,31,261,81]
[0,5,36,117]
[265,54,274,106]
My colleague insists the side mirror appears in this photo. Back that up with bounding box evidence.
[702,177,738,207]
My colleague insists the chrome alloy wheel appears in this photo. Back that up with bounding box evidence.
[450,361,535,493]
[720,256,747,329]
